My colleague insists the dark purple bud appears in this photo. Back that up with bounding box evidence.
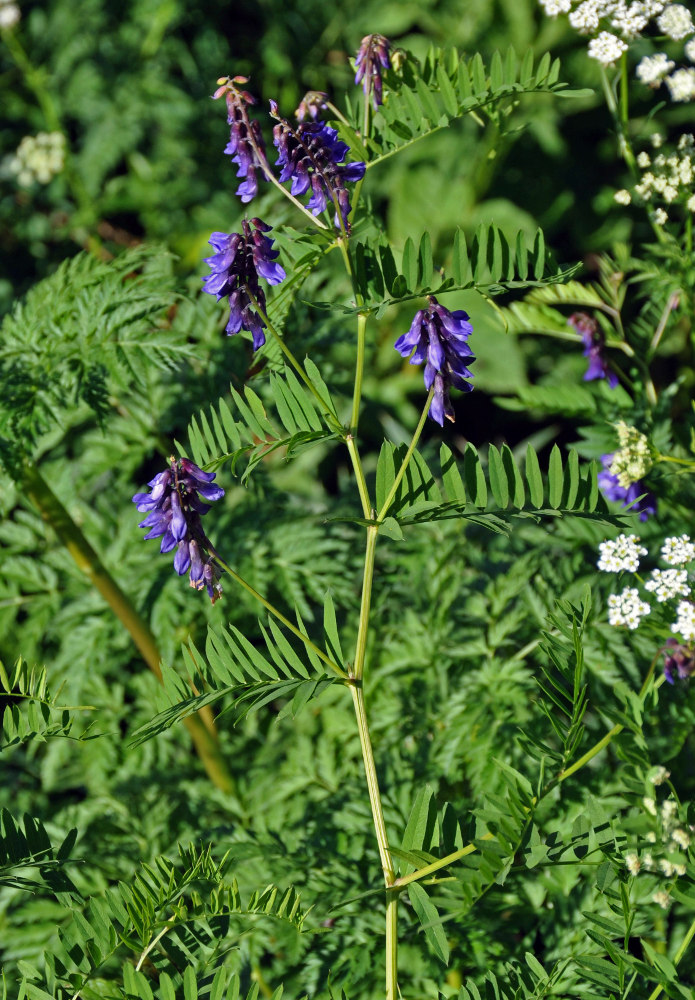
[295,91,329,122]
[662,638,695,683]
[395,296,475,425]
[354,34,392,108]
[568,312,618,389]
[213,77,270,205]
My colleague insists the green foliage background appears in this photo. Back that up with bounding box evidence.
[2,0,695,998]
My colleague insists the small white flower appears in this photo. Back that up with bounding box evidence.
[650,765,671,785]
[570,0,604,32]
[608,588,651,628]
[688,194,695,211]
[644,796,658,816]
[0,3,19,28]
[672,599,695,641]
[598,534,648,572]
[643,851,655,868]
[625,852,642,875]
[636,52,675,84]
[675,862,687,875]
[661,535,695,565]
[657,3,694,39]
[637,151,651,167]
[660,858,677,875]
[646,831,658,843]
[614,188,632,204]
[653,890,671,909]
[686,38,695,60]
[652,132,664,147]
[671,828,691,849]
[654,206,669,223]
[662,799,678,823]
[665,67,695,101]
[588,31,629,64]
[539,0,573,14]
[645,568,691,602]
[611,1,650,36]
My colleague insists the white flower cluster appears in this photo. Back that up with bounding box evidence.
[672,599,695,641]
[588,30,628,63]
[0,0,20,29]
[538,2,695,91]
[597,533,648,572]
[4,132,66,187]
[657,2,694,38]
[636,52,675,84]
[645,568,691,601]
[624,792,690,900]
[609,421,652,487]
[607,587,651,627]
[661,534,695,565]
[598,533,695,645]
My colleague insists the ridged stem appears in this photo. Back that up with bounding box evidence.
[20,462,236,795]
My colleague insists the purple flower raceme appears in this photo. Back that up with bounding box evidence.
[132,457,225,603]
[394,296,475,425]
[271,101,366,231]
[354,34,392,108]
[202,218,286,351]
[598,453,657,521]
[662,638,695,684]
[568,312,618,388]
[213,75,269,204]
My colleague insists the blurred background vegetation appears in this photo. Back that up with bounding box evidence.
[3,1,695,996]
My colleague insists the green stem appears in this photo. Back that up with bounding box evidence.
[352,526,378,682]
[21,462,236,795]
[645,916,695,1000]
[350,681,397,1000]
[377,389,433,522]
[208,549,347,680]
[349,521,396,997]
[350,312,368,432]
[346,434,373,520]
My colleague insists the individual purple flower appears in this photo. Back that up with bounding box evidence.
[213,75,269,204]
[295,91,329,122]
[271,101,366,231]
[354,34,392,108]
[568,312,618,388]
[394,296,475,425]
[201,218,286,351]
[662,638,695,683]
[598,453,657,521]
[133,457,225,603]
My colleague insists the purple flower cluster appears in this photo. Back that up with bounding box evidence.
[213,76,268,204]
[568,312,617,388]
[394,297,475,425]
[354,34,392,108]
[133,457,225,603]
[662,638,695,684]
[598,453,656,521]
[271,103,366,231]
[202,218,286,351]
